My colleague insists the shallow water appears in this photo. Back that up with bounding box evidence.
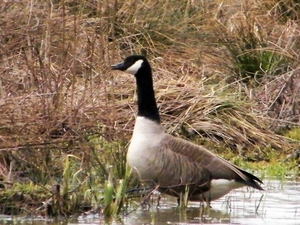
[1,179,299,225]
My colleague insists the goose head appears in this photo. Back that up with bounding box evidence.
[111,55,151,76]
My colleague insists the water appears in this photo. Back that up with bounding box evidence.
[1,179,299,225]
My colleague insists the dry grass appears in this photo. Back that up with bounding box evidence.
[0,0,299,216]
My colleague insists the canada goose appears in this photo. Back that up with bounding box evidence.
[111,55,264,203]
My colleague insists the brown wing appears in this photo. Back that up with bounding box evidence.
[162,134,264,190]
[151,139,212,195]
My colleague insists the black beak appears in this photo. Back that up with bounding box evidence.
[111,62,125,71]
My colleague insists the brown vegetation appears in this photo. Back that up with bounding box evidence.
[0,0,299,216]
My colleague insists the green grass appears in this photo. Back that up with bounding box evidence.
[225,150,299,179]
[284,128,300,140]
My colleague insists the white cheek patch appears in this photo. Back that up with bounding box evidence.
[125,59,143,75]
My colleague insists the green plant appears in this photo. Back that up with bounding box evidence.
[234,48,288,83]
[215,15,290,85]
[103,164,132,217]
[284,128,300,140]
[178,185,190,209]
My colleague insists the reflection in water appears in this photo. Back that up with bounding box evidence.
[0,179,299,225]
[117,179,300,225]
[123,180,300,225]
[123,205,231,224]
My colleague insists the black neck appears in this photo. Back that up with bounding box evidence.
[135,65,160,123]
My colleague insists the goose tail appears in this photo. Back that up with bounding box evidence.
[239,169,264,191]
